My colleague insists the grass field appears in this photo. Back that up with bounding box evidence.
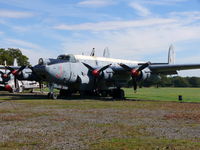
[125,87,200,102]
[0,88,200,149]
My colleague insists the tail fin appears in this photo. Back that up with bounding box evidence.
[13,58,18,66]
[4,60,7,66]
[168,44,175,64]
[103,47,110,58]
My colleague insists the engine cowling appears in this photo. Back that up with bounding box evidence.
[138,70,151,81]
[102,68,114,80]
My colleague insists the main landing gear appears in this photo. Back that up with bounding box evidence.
[111,88,125,100]
[47,83,57,99]
[48,92,57,99]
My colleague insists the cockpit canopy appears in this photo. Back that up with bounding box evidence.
[57,54,77,63]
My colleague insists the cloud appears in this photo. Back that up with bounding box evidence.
[78,0,114,7]
[54,18,176,31]
[0,10,34,18]
[5,39,42,49]
[170,11,200,21]
[129,2,151,17]
[58,11,200,63]
[141,0,188,5]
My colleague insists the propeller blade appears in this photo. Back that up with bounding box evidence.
[0,71,4,75]
[5,66,26,77]
[5,66,14,71]
[99,64,112,72]
[18,66,26,72]
[119,63,132,71]
[132,78,137,92]
[4,66,13,76]
[13,66,26,76]
[82,62,94,71]
[83,63,111,75]
[14,77,17,89]
[137,62,150,71]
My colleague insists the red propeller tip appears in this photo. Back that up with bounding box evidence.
[12,70,18,76]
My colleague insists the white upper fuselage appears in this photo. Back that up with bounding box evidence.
[74,55,144,65]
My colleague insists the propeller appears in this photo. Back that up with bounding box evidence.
[82,63,112,88]
[4,66,26,89]
[119,62,150,92]
[0,70,11,84]
[5,66,26,76]
[82,63,111,77]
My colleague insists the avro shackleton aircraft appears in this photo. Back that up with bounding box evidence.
[2,46,200,99]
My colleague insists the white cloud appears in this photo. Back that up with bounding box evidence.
[58,11,200,64]
[78,0,114,7]
[0,10,34,18]
[129,2,151,17]
[5,39,42,50]
[170,11,200,21]
[141,0,188,5]
[54,18,176,31]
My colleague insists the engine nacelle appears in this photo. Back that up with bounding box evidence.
[102,68,114,80]
[138,70,151,81]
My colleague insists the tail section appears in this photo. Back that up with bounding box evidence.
[13,58,18,66]
[103,47,110,58]
[168,44,175,64]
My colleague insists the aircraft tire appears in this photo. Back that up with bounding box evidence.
[52,94,57,100]
[48,92,57,100]
[100,90,108,97]
[112,89,125,100]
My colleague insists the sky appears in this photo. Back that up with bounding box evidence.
[0,0,200,76]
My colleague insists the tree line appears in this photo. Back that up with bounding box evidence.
[139,75,200,88]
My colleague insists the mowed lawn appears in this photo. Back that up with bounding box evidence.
[125,87,200,102]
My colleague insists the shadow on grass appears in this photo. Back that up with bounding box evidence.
[0,92,117,101]
[1,92,192,103]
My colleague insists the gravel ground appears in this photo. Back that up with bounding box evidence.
[0,93,200,149]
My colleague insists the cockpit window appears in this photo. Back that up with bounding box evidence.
[57,54,77,63]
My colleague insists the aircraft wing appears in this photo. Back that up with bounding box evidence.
[149,64,200,75]
[0,65,20,69]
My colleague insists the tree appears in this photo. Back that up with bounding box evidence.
[187,77,200,87]
[0,48,29,66]
[172,76,191,87]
